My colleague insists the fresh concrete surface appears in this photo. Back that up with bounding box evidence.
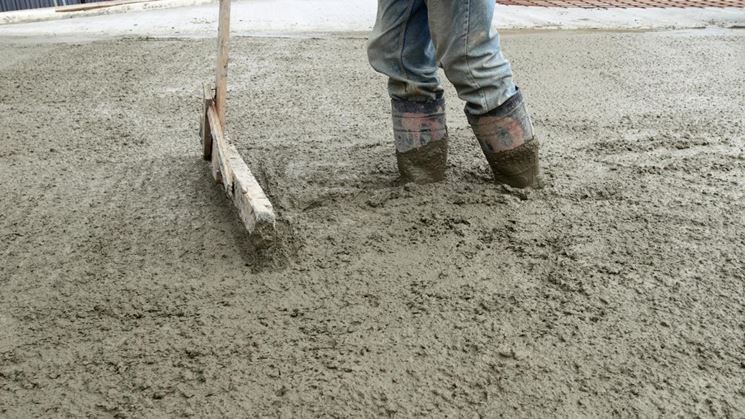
[1,28,744,416]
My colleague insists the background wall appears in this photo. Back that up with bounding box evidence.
[1,0,111,12]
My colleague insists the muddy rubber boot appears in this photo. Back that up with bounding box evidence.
[466,89,539,188]
[392,96,448,184]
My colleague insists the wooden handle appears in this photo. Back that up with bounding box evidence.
[215,0,231,129]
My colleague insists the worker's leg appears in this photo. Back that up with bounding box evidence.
[367,0,448,184]
[367,0,441,101]
[426,0,539,188]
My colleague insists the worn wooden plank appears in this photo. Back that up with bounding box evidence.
[200,0,274,238]
[200,84,215,160]
[206,103,275,234]
[207,104,231,188]
[214,0,231,128]
[210,132,223,185]
[228,144,276,234]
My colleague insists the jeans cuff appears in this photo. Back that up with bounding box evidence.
[392,94,445,115]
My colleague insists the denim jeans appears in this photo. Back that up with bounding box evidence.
[367,0,517,115]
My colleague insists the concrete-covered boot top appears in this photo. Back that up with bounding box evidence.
[392,96,448,184]
[466,90,539,188]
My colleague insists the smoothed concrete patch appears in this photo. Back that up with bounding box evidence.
[0,0,744,40]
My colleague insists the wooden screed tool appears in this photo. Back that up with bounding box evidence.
[200,0,275,240]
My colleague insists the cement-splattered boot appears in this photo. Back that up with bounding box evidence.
[392,96,448,184]
[466,89,539,188]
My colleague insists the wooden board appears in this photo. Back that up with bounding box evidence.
[205,103,276,237]
[200,84,214,160]
[215,0,231,127]
[200,0,275,240]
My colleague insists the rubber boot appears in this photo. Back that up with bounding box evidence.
[466,89,539,188]
[392,96,448,184]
